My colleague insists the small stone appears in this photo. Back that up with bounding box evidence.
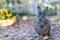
[0,33,4,38]
[43,35,49,40]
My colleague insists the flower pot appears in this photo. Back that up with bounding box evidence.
[0,19,16,29]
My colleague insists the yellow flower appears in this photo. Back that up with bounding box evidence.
[8,13,12,17]
[4,9,8,12]
[6,11,8,14]
[0,9,4,14]
[7,18,10,20]
[1,16,5,20]
[0,10,1,12]
[0,8,15,20]
[6,12,9,17]
[6,13,12,17]
[1,11,3,14]
[12,16,16,19]
[2,9,4,12]
[13,16,16,18]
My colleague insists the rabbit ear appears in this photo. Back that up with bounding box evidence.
[42,7,48,16]
[37,6,42,13]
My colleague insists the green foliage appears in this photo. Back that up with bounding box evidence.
[46,7,57,16]
[21,11,36,16]
[11,0,15,5]
[0,0,6,5]
[9,8,36,17]
[17,0,22,4]
[50,2,58,6]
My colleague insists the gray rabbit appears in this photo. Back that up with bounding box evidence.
[34,6,51,40]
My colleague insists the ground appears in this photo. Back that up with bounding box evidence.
[0,17,60,40]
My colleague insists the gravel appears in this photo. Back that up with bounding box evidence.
[0,17,60,40]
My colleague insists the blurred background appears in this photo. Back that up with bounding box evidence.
[0,0,60,40]
[0,0,60,16]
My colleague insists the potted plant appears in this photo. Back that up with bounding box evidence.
[0,8,16,29]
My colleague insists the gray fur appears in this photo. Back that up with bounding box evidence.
[34,7,51,36]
